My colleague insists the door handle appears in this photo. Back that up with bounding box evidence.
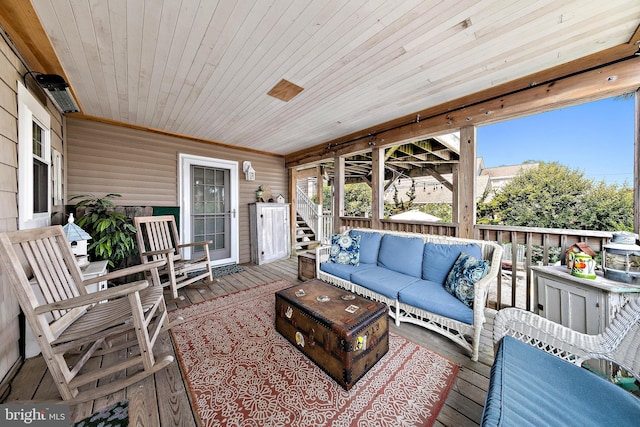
[231,208,236,218]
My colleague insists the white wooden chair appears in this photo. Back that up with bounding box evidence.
[493,298,640,379]
[134,215,216,300]
[0,225,174,402]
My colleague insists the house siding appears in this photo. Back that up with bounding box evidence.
[0,33,64,386]
[66,118,288,264]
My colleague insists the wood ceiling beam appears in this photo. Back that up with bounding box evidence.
[286,43,640,169]
[0,1,63,75]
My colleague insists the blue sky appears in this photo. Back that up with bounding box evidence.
[477,96,635,186]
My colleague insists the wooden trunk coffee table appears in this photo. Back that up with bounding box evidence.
[275,279,389,390]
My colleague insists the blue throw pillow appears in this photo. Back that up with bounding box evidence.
[444,252,489,308]
[423,242,482,284]
[329,234,361,266]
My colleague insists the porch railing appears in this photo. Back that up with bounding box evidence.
[320,214,333,244]
[476,225,613,311]
[337,216,614,312]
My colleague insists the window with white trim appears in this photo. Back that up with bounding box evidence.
[18,82,52,230]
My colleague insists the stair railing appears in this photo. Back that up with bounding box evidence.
[296,186,322,242]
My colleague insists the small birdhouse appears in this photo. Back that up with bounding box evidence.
[565,242,596,269]
[276,194,285,203]
[62,213,92,259]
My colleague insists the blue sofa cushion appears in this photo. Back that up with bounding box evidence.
[329,233,361,265]
[398,279,473,324]
[444,252,489,308]
[422,242,482,284]
[349,230,382,264]
[351,266,420,300]
[378,234,424,277]
[482,335,640,426]
[319,262,376,281]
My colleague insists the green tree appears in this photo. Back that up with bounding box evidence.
[417,203,452,222]
[344,183,372,216]
[477,161,633,231]
[321,183,372,216]
[576,181,634,231]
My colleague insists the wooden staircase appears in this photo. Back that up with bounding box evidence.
[295,214,321,253]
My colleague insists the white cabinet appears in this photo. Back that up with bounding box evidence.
[533,265,640,374]
[249,203,291,265]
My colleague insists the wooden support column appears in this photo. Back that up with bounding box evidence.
[333,155,345,233]
[451,164,459,227]
[457,126,477,239]
[371,146,384,230]
[316,166,323,208]
[288,167,297,255]
[635,87,640,235]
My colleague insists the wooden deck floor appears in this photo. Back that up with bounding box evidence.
[2,257,495,426]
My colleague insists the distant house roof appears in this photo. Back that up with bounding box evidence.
[480,162,539,197]
[480,163,539,179]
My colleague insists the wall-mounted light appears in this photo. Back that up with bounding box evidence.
[23,72,80,113]
[243,161,256,181]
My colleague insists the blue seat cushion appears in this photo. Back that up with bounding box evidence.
[378,234,424,277]
[349,230,382,264]
[398,279,473,324]
[351,266,420,300]
[482,335,640,426]
[319,262,376,281]
[422,242,482,284]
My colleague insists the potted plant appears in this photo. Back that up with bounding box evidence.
[256,185,264,201]
[70,193,138,270]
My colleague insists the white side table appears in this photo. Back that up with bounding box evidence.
[80,260,109,293]
[25,260,109,358]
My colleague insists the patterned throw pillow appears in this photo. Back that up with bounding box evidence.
[329,234,361,266]
[444,252,489,308]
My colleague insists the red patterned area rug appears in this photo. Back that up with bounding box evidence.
[169,280,459,427]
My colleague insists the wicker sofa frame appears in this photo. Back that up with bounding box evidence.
[316,228,503,361]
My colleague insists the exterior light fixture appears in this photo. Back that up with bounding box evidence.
[23,71,80,113]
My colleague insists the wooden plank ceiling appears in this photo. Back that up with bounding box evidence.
[19,1,640,159]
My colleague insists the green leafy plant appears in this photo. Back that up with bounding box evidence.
[70,193,137,268]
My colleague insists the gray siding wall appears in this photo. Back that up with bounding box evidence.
[66,118,288,264]
[0,35,64,385]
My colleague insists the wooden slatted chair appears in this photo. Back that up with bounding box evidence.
[0,225,175,402]
[134,215,216,300]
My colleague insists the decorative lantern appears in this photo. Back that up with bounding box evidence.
[62,213,92,267]
[602,231,640,284]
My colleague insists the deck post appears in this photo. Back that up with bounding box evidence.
[457,125,477,239]
[333,155,345,233]
[371,146,384,230]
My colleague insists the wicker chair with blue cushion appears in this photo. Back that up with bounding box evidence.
[482,299,640,426]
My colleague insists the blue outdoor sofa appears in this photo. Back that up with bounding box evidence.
[316,228,502,361]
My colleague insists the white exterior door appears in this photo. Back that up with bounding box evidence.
[180,154,239,266]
